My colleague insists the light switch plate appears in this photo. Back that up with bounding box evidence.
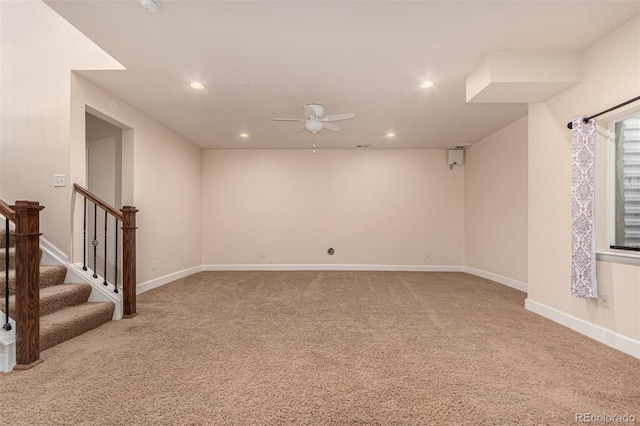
[54,174,66,187]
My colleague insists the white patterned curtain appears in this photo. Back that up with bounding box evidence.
[571,116,597,298]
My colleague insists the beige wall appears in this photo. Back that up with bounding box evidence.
[202,149,465,266]
[0,0,122,252]
[71,74,203,284]
[528,16,640,341]
[465,117,528,284]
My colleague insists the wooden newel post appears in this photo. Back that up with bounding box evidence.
[13,201,44,370]
[121,206,138,319]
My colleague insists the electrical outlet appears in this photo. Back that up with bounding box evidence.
[425,250,431,258]
[152,260,157,270]
[261,250,266,258]
[54,174,66,187]
[601,293,610,309]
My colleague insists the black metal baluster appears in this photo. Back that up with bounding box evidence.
[114,217,119,294]
[92,203,98,279]
[3,220,11,331]
[103,210,108,286]
[82,197,87,271]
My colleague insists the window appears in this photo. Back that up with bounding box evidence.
[612,114,640,250]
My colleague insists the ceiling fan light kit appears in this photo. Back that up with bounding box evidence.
[305,119,324,134]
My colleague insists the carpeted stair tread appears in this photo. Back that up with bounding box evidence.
[1,283,92,319]
[0,247,43,272]
[0,265,67,296]
[0,229,15,248]
[40,302,114,351]
[0,229,116,354]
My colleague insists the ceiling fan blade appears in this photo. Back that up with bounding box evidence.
[323,123,342,132]
[304,105,317,118]
[321,113,355,122]
[273,118,305,122]
[294,126,307,134]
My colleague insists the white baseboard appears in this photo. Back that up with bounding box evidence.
[525,298,640,359]
[137,266,203,294]
[202,264,465,272]
[464,267,528,293]
[39,235,68,265]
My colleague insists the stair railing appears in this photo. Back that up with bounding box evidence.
[0,198,44,369]
[73,185,138,318]
[1,200,13,332]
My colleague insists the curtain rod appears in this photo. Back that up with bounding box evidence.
[567,95,640,129]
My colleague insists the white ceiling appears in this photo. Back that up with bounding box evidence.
[47,1,640,149]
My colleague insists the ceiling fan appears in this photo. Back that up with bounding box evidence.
[273,104,355,134]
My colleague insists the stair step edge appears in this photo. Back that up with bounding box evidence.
[0,265,68,296]
[40,302,115,351]
[2,283,93,317]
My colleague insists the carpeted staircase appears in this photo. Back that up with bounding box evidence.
[0,229,114,351]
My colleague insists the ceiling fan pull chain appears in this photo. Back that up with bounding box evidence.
[313,135,316,155]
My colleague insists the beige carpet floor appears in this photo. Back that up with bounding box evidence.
[1,271,638,425]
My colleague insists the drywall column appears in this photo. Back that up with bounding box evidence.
[465,117,528,289]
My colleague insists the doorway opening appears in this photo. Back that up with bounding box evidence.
[85,112,123,208]
[83,108,133,286]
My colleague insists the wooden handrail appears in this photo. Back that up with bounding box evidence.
[73,184,123,221]
[0,199,16,222]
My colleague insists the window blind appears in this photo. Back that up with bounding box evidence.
[615,117,640,249]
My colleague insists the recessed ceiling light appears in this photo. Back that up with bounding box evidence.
[239,133,249,138]
[420,81,434,89]
[190,82,205,90]
[386,132,396,138]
